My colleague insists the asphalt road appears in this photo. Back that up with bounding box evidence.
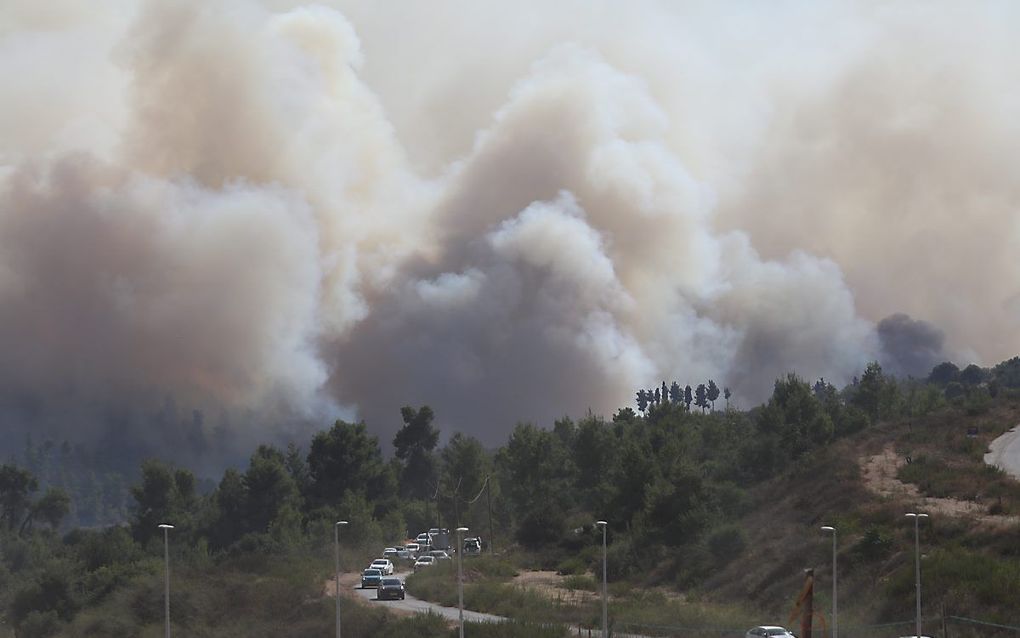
[985,426,1020,480]
[352,571,504,624]
[351,570,656,638]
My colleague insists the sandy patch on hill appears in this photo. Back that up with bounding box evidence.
[511,570,686,606]
[512,570,600,605]
[860,444,1018,524]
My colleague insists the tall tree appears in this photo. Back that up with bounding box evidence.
[439,433,491,528]
[636,389,649,413]
[393,406,440,499]
[927,361,960,386]
[496,423,570,546]
[130,460,195,545]
[706,380,721,410]
[684,385,693,411]
[20,488,70,534]
[670,381,682,405]
[308,420,392,506]
[695,384,709,413]
[724,387,732,409]
[959,364,988,385]
[758,374,834,459]
[852,362,899,422]
[243,445,300,534]
[0,465,37,532]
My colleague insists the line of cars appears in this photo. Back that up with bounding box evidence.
[360,528,459,600]
[360,559,406,600]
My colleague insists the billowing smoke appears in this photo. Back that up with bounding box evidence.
[877,313,947,379]
[1,0,1016,464]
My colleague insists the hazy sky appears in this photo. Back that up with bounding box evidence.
[1,0,1016,467]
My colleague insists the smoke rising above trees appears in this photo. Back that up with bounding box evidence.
[0,0,1015,465]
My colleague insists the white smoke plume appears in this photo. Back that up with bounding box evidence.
[0,0,1014,464]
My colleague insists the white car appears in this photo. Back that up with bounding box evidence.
[370,558,394,575]
[413,555,436,572]
[745,627,796,638]
[404,542,420,554]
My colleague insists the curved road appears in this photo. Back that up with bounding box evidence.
[352,571,504,624]
[985,425,1020,480]
[350,571,651,637]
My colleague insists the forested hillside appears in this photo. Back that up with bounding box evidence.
[2,357,1019,636]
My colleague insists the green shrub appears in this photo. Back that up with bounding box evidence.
[18,610,62,638]
[555,556,587,576]
[853,526,893,562]
[561,574,597,591]
[705,524,746,564]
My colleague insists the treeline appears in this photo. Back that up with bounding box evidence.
[635,380,729,413]
[18,437,132,527]
[2,356,1019,636]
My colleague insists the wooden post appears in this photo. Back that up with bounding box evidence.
[801,569,814,638]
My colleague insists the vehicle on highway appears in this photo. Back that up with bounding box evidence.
[376,577,406,600]
[427,550,451,560]
[404,542,420,554]
[413,555,436,572]
[361,568,383,589]
[382,547,399,559]
[416,532,430,545]
[429,528,451,550]
[745,627,796,638]
[396,549,413,561]
[463,536,482,555]
[370,558,394,575]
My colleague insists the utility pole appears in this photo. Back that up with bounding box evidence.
[486,477,494,555]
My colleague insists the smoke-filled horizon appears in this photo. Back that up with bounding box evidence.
[1,0,1016,470]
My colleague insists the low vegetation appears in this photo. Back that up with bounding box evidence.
[3,357,1020,635]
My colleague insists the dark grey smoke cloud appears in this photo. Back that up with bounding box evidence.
[877,313,947,379]
[0,0,1012,460]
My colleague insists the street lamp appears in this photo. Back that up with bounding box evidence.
[905,513,929,638]
[456,526,470,638]
[821,526,837,638]
[596,521,608,638]
[335,521,349,638]
[158,524,174,638]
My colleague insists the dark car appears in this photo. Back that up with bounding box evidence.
[361,568,383,589]
[376,577,406,600]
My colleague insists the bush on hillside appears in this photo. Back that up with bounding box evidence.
[706,524,747,564]
[853,526,893,562]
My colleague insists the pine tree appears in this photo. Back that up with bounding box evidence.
[636,389,649,413]
[695,384,709,413]
[684,385,693,411]
[724,387,732,410]
[669,381,682,405]
[706,380,720,411]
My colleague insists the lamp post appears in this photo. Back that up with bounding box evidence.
[596,521,608,638]
[456,526,470,638]
[821,526,837,638]
[158,524,174,638]
[335,520,349,638]
[906,513,929,638]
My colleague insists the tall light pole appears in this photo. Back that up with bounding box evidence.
[335,520,348,638]
[456,526,470,638]
[906,512,929,638]
[158,524,174,638]
[596,521,608,638]
[821,526,837,638]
